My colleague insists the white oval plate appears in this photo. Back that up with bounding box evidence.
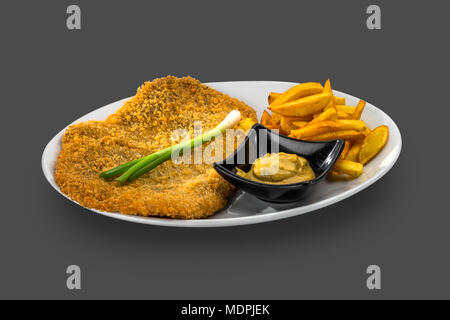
[42,81,402,227]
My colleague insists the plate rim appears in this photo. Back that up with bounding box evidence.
[41,81,402,227]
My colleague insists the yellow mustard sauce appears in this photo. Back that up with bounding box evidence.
[236,152,315,184]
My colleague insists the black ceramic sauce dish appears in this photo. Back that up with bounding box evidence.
[213,124,345,203]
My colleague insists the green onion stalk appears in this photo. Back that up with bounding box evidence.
[99,110,242,183]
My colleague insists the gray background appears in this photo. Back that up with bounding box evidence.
[0,0,447,299]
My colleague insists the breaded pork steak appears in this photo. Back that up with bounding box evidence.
[54,76,257,219]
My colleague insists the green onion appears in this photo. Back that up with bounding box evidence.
[99,110,242,183]
[99,158,142,179]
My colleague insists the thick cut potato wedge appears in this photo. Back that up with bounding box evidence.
[327,170,355,181]
[269,92,331,117]
[271,112,282,125]
[309,108,337,124]
[260,110,273,127]
[333,160,364,178]
[280,117,299,135]
[302,130,366,141]
[291,120,309,128]
[359,125,389,165]
[268,92,282,105]
[269,82,323,108]
[352,100,366,120]
[290,119,366,139]
[334,97,346,105]
[345,140,363,162]
[339,141,351,160]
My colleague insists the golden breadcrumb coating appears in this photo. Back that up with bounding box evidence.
[54,76,257,219]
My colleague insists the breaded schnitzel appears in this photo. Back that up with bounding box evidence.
[54,76,257,219]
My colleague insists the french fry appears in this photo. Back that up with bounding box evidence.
[359,125,389,165]
[334,97,346,105]
[269,82,323,107]
[327,170,355,181]
[290,120,366,139]
[323,79,336,112]
[308,108,337,125]
[336,105,356,114]
[333,160,364,178]
[272,111,313,122]
[280,117,298,135]
[302,130,366,142]
[271,112,282,125]
[345,140,363,162]
[291,121,309,128]
[339,141,351,160]
[269,92,331,117]
[260,110,273,127]
[268,92,282,105]
[337,111,354,119]
[260,78,389,184]
[352,100,366,120]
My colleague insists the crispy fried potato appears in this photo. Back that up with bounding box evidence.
[323,79,336,112]
[280,117,299,135]
[336,105,356,114]
[352,100,366,120]
[327,170,355,181]
[364,127,372,136]
[290,120,366,139]
[302,130,366,141]
[308,108,337,125]
[260,110,273,127]
[334,97,346,105]
[359,125,389,165]
[272,111,313,122]
[345,140,363,162]
[333,160,364,178]
[269,92,331,117]
[339,141,351,160]
[271,112,282,125]
[268,92,282,105]
[291,120,309,128]
[336,111,355,119]
[269,82,323,107]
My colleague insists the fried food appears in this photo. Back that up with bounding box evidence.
[336,105,356,114]
[269,82,323,107]
[290,120,366,139]
[54,76,257,219]
[260,110,274,127]
[339,141,351,160]
[291,120,309,128]
[308,108,337,124]
[333,160,364,178]
[334,97,346,105]
[269,92,331,117]
[280,117,299,135]
[359,125,389,165]
[345,140,363,162]
[352,100,366,120]
[268,92,282,104]
[271,112,282,125]
[301,130,365,142]
[323,79,336,111]
[259,78,389,181]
